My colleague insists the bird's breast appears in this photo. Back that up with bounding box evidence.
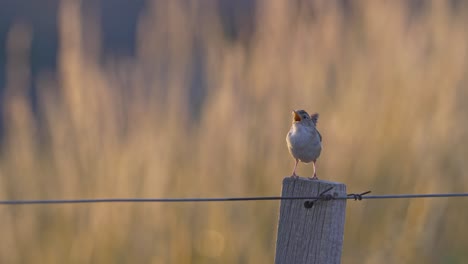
[286,124,322,163]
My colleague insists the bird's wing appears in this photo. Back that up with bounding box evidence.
[317,130,322,142]
[311,113,319,126]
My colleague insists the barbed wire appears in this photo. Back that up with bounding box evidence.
[1,190,468,205]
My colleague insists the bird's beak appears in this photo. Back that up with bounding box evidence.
[293,110,301,122]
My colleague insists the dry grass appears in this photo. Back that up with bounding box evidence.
[1,0,468,263]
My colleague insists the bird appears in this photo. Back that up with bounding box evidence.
[286,110,322,179]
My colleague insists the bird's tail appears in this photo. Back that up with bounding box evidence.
[311,113,319,125]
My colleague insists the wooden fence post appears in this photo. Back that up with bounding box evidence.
[275,177,347,264]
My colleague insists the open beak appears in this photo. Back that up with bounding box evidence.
[293,110,301,122]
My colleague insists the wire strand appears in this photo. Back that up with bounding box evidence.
[357,193,468,199]
[1,192,468,205]
[0,197,322,205]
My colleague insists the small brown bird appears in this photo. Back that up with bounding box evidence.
[286,110,322,179]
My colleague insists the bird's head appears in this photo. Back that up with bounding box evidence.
[292,110,311,123]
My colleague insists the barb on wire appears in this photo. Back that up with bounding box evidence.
[347,191,372,201]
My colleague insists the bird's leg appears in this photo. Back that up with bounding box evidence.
[291,159,299,178]
[309,161,318,180]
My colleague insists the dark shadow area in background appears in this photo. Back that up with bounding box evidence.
[0,0,259,140]
[0,0,59,140]
[98,0,146,57]
[0,0,146,140]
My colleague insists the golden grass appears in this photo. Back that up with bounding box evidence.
[1,0,468,263]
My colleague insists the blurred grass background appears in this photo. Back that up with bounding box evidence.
[1,0,468,263]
